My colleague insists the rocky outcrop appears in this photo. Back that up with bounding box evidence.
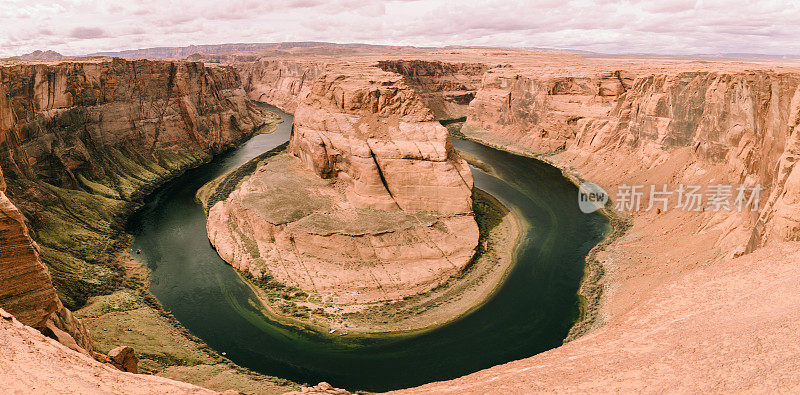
[286,381,350,394]
[377,60,487,120]
[238,59,325,112]
[290,67,474,214]
[0,184,94,354]
[108,346,140,373]
[0,191,60,327]
[0,308,214,394]
[208,66,478,305]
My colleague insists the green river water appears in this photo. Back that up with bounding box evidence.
[126,105,609,392]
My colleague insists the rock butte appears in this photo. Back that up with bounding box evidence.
[1,47,800,392]
[207,65,478,305]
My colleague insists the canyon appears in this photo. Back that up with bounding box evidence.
[2,46,800,393]
[0,57,296,392]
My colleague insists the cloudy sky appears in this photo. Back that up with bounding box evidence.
[2,0,799,58]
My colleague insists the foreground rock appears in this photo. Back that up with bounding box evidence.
[208,65,478,307]
[108,346,140,373]
[0,309,214,394]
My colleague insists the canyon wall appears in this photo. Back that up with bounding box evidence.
[396,59,800,393]
[464,67,800,250]
[464,67,633,151]
[377,60,488,120]
[0,58,268,355]
[0,59,266,193]
[237,59,326,112]
[207,65,478,305]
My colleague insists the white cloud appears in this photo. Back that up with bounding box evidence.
[1,0,799,57]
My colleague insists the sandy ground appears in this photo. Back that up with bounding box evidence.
[395,240,800,393]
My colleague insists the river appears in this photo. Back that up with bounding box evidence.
[126,104,609,392]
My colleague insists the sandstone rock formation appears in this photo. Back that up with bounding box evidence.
[238,59,325,112]
[208,65,478,305]
[108,346,140,373]
[377,60,487,120]
[0,190,60,327]
[0,309,214,394]
[290,68,474,214]
[0,187,94,355]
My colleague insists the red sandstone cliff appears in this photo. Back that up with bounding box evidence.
[0,58,268,359]
[463,66,800,251]
[377,60,488,120]
[237,59,325,112]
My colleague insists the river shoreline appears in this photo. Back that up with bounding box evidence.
[72,115,300,393]
[219,187,524,337]
[456,123,628,342]
[122,107,613,391]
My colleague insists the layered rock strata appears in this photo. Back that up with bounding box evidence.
[406,58,800,392]
[208,66,478,304]
[464,67,800,250]
[0,58,268,358]
[237,59,326,112]
[377,60,488,120]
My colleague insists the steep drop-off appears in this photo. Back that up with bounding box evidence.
[0,58,270,309]
[0,58,272,375]
[464,67,800,250]
[377,60,487,120]
[237,59,326,112]
[393,56,800,392]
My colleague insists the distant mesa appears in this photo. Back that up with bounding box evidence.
[10,50,65,60]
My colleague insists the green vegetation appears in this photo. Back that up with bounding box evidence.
[77,289,216,372]
[14,145,210,310]
[196,142,288,211]
[472,189,506,241]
